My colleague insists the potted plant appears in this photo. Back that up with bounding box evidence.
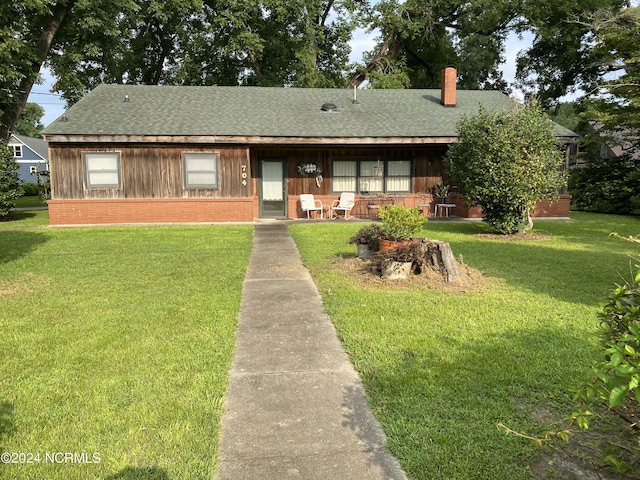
[378,205,426,251]
[348,224,384,259]
[373,242,420,279]
[436,181,450,204]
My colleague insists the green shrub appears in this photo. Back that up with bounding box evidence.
[592,268,640,408]
[21,182,39,196]
[446,102,566,234]
[378,205,426,241]
[0,142,22,217]
[569,156,640,215]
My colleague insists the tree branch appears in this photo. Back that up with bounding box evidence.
[1,1,75,142]
[347,29,401,88]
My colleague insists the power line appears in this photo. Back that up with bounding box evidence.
[29,91,64,97]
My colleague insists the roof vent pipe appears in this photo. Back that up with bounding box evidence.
[441,66,457,107]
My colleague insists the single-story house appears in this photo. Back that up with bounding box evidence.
[8,134,49,183]
[41,68,577,225]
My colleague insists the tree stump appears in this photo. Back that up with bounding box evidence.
[413,239,469,286]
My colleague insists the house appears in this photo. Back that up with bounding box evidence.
[8,134,49,184]
[41,68,577,225]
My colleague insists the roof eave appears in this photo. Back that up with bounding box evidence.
[42,134,460,145]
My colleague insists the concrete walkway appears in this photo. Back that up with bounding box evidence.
[215,223,409,480]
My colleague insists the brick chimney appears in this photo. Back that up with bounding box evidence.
[441,66,457,107]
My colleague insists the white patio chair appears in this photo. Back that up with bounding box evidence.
[330,192,355,220]
[300,194,323,219]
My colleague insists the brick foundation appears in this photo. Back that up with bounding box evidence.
[47,198,256,225]
[288,194,571,220]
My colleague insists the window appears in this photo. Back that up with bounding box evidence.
[331,159,412,194]
[9,145,22,158]
[84,152,121,188]
[183,153,218,189]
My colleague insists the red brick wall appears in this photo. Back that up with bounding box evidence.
[449,194,572,219]
[48,194,571,225]
[48,198,257,225]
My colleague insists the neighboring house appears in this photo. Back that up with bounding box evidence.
[41,68,578,225]
[7,134,49,183]
[583,122,639,164]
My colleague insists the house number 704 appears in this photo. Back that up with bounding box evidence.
[241,165,248,186]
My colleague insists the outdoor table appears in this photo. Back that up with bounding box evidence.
[434,203,456,217]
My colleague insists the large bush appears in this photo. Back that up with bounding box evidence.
[569,155,640,215]
[0,141,22,218]
[446,102,566,234]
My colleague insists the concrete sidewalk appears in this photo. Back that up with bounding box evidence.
[215,223,409,480]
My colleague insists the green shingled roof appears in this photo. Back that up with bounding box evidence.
[42,84,578,138]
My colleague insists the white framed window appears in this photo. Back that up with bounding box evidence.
[9,145,22,158]
[385,160,411,192]
[84,152,121,188]
[332,158,412,193]
[332,160,357,192]
[183,152,218,189]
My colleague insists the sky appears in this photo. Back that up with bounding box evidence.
[30,28,533,128]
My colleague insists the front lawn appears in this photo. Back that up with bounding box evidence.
[289,212,640,479]
[0,226,253,479]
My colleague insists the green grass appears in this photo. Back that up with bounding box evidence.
[289,212,640,480]
[14,196,47,209]
[0,226,253,479]
[0,197,49,230]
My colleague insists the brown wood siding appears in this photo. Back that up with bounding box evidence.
[251,145,448,196]
[49,144,252,199]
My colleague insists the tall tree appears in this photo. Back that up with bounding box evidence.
[15,103,45,138]
[581,6,640,149]
[0,0,78,142]
[515,0,629,106]
[350,0,626,97]
[568,6,640,216]
[349,0,522,90]
[48,0,365,106]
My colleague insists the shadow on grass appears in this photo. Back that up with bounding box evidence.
[360,327,615,479]
[340,383,407,479]
[0,400,15,454]
[4,211,37,222]
[0,231,48,264]
[451,237,633,305]
[0,400,15,437]
[104,466,169,480]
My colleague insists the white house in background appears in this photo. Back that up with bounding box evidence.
[8,134,49,183]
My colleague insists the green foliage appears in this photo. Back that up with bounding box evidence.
[378,204,426,241]
[14,103,44,138]
[568,154,640,215]
[20,183,40,196]
[445,102,566,234]
[582,7,640,131]
[571,262,640,472]
[0,141,22,217]
[49,0,361,105]
[348,223,384,250]
[594,268,640,408]
[547,102,583,133]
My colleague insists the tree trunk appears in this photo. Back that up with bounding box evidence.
[521,205,534,234]
[0,1,73,143]
[346,29,402,89]
[414,239,469,286]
